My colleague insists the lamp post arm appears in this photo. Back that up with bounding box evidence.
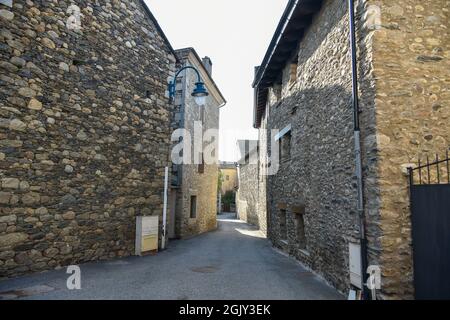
[174,66,202,83]
[168,66,203,100]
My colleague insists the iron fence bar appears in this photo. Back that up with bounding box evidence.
[412,158,450,171]
[409,167,414,188]
[410,153,450,186]
[418,159,422,185]
[447,150,450,184]
[436,154,440,184]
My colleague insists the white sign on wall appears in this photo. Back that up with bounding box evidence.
[135,216,159,256]
[349,242,362,289]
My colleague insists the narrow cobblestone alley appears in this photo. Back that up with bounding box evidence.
[0,213,342,300]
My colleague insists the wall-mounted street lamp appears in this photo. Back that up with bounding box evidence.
[168,66,209,106]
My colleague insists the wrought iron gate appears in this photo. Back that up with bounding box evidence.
[409,152,450,300]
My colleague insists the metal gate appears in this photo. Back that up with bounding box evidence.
[409,152,450,300]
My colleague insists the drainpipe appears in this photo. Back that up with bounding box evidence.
[161,166,169,250]
[348,0,369,299]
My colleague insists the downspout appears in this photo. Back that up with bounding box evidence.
[161,166,169,250]
[348,0,369,299]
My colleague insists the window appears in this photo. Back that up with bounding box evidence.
[279,209,287,241]
[198,155,205,174]
[289,62,298,85]
[292,204,307,251]
[295,213,306,250]
[273,84,282,103]
[190,196,197,218]
[279,131,291,162]
[276,125,292,163]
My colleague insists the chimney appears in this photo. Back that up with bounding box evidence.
[254,66,261,83]
[202,56,212,76]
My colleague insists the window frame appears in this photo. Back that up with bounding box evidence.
[275,125,292,163]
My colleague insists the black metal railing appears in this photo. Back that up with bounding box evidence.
[409,151,450,186]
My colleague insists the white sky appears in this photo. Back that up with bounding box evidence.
[145,0,288,161]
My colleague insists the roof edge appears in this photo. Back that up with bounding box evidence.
[139,0,178,59]
[175,47,227,105]
[252,0,298,88]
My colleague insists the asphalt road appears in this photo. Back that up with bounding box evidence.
[0,213,342,300]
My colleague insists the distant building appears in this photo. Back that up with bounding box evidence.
[219,162,238,195]
[218,161,238,212]
[169,48,226,239]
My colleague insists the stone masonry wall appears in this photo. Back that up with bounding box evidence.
[257,113,269,237]
[366,0,450,299]
[237,154,266,233]
[0,0,175,279]
[265,0,377,294]
[264,0,448,299]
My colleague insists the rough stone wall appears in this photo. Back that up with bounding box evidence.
[355,0,382,299]
[262,0,449,299]
[257,113,269,236]
[0,0,175,279]
[173,54,220,239]
[366,0,450,299]
[237,153,266,233]
[265,0,371,293]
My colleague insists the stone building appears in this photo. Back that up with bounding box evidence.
[0,0,177,278]
[236,140,267,235]
[168,48,226,239]
[219,161,238,196]
[252,0,449,299]
[218,161,238,212]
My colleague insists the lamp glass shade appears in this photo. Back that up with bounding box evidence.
[192,82,209,103]
[194,95,207,106]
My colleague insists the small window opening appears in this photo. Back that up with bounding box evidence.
[279,131,291,162]
[280,209,287,241]
[198,155,205,174]
[289,62,298,85]
[190,196,197,218]
[295,213,306,250]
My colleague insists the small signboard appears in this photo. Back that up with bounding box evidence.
[135,216,159,256]
[349,242,362,289]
